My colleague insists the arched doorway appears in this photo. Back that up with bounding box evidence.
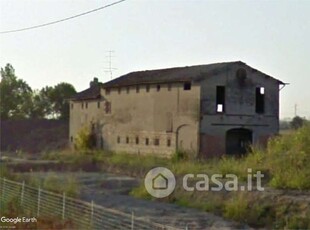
[226,128,252,155]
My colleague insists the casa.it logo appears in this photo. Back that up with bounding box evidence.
[144,167,176,198]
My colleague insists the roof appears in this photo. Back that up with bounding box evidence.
[72,61,284,100]
[70,84,102,101]
[102,61,284,88]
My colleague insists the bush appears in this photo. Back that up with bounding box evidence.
[74,125,96,150]
[171,150,189,162]
[224,193,249,221]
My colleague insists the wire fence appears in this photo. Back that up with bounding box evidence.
[0,177,182,230]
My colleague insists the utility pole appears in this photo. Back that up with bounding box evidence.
[294,103,297,117]
[104,50,117,79]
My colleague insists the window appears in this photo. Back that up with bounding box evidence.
[105,101,111,114]
[154,138,160,146]
[81,103,84,109]
[70,136,73,142]
[136,86,140,93]
[216,86,225,113]
[126,87,130,94]
[118,88,121,94]
[71,103,74,109]
[126,136,129,144]
[85,102,88,109]
[167,84,172,91]
[256,87,265,114]
[117,136,121,143]
[135,136,139,145]
[167,138,171,147]
[184,82,191,90]
[156,85,161,92]
[146,85,150,92]
[145,138,149,145]
[97,101,100,108]
[105,88,110,95]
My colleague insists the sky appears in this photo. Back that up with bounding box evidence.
[0,0,309,119]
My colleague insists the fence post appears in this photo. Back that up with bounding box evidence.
[62,192,66,220]
[20,181,25,206]
[91,200,94,225]
[37,186,41,217]
[131,211,134,230]
[1,178,5,201]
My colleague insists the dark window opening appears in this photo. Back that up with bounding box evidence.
[71,103,74,109]
[85,102,88,109]
[156,85,161,92]
[105,101,111,114]
[97,101,100,108]
[136,136,139,145]
[126,87,130,94]
[154,138,160,146]
[70,136,73,142]
[126,136,129,144]
[118,88,121,94]
[81,103,84,109]
[136,86,140,93]
[167,139,171,147]
[117,136,120,143]
[145,138,149,145]
[184,82,191,90]
[146,85,150,92]
[105,89,110,95]
[216,86,225,113]
[256,87,265,114]
[167,84,172,91]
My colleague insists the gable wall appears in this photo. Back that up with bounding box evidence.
[199,63,280,157]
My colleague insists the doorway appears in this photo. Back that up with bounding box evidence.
[226,128,252,155]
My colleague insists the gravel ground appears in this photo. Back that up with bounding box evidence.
[75,172,248,230]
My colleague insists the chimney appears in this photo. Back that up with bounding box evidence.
[90,77,99,87]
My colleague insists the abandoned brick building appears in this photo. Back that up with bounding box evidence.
[69,61,284,157]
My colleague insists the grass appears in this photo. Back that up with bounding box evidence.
[42,124,310,190]
[0,196,75,229]
[34,124,310,228]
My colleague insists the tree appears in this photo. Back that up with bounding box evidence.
[0,64,33,119]
[49,83,76,120]
[29,88,52,119]
[290,116,304,130]
[1,63,76,120]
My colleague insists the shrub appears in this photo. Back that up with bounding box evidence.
[171,149,189,162]
[224,193,249,221]
[74,125,96,150]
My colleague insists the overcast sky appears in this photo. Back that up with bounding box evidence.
[1,0,309,119]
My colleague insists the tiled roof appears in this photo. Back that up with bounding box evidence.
[70,84,102,101]
[72,61,284,100]
[102,61,284,88]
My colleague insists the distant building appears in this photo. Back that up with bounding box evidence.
[69,61,284,157]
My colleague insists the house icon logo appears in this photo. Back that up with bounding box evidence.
[144,167,176,198]
[152,173,168,190]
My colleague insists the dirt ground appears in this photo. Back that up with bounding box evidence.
[19,171,247,229]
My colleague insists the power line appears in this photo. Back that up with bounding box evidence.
[0,0,126,34]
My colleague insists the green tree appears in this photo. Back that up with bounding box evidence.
[49,83,76,120]
[29,88,52,119]
[290,116,305,130]
[0,64,33,119]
